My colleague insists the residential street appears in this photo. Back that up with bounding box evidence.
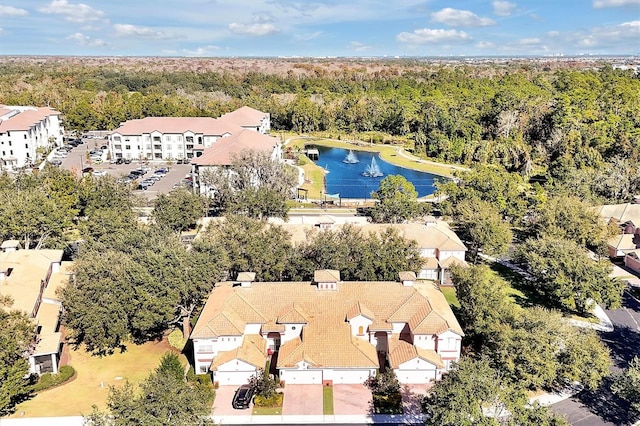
[551,289,640,426]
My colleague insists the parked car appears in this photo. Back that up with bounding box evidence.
[50,159,62,166]
[82,167,94,174]
[231,385,254,409]
[123,158,132,164]
[136,182,153,191]
[92,170,107,177]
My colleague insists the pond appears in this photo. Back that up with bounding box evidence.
[314,146,445,199]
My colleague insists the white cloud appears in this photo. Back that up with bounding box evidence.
[0,6,28,17]
[349,41,372,52]
[476,41,496,48]
[396,28,472,44]
[66,32,107,47]
[431,8,495,27]
[295,31,323,41]
[113,24,174,39]
[517,37,542,45]
[228,22,280,36]
[39,0,104,23]
[576,20,640,47]
[181,45,221,56]
[593,0,640,8]
[492,1,516,16]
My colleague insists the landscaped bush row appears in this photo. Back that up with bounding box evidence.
[254,392,284,408]
[32,366,75,392]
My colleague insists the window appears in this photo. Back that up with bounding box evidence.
[291,326,296,331]
[113,136,121,142]
[24,134,27,139]
[9,150,12,155]
[125,145,130,150]
[8,141,11,146]
[199,344,213,353]
[25,143,28,148]
[199,365,208,373]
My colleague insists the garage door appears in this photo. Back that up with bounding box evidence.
[215,371,255,386]
[395,369,436,384]
[286,369,322,384]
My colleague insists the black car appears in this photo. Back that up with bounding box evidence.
[231,385,254,409]
[123,158,132,164]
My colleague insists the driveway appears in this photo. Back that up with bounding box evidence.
[333,384,371,416]
[400,384,431,416]
[282,384,323,415]
[213,385,251,416]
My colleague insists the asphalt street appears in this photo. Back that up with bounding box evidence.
[551,289,640,426]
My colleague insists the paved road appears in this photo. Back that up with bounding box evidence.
[551,289,640,426]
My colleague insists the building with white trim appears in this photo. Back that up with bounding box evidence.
[190,270,463,386]
[0,105,64,170]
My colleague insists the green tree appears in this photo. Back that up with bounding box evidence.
[370,175,427,223]
[423,358,527,426]
[0,302,36,416]
[451,264,518,344]
[248,368,277,399]
[454,199,513,262]
[85,352,214,426]
[612,356,640,413]
[199,150,297,219]
[527,195,610,249]
[487,308,611,390]
[514,236,623,314]
[153,189,208,232]
[201,215,292,281]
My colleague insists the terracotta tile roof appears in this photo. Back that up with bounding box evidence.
[236,272,256,282]
[413,282,464,336]
[218,106,268,128]
[262,320,285,333]
[409,307,450,335]
[387,293,431,324]
[314,269,340,282]
[277,303,309,324]
[346,302,375,321]
[282,220,466,253]
[422,257,439,269]
[388,338,444,369]
[370,318,393,331]
[398,271,416,281]
[190,129,279,166]
[0,107,60,132]
[210,334,266,370]
[193,279,463,369]
[195,310,245,337]
[438,256,468,269]
[226,293,267,324]
[112,117,235,136]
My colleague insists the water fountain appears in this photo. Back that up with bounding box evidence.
[343,149,359,164]
[362,156,383,177]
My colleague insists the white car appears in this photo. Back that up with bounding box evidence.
[92,170,107,177]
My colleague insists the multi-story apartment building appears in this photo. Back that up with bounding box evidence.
[108,106,271,162]
[0,105,64,170]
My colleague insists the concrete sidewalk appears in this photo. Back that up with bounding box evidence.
[211,413,427,424]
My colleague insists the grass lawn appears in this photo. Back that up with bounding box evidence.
[440,287,460,308]
[297,154,326,199]
[10,338,183,418]
[323,386,334,415]
[252,406,283,415]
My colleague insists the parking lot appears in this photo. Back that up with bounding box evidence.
[55,137,194,200]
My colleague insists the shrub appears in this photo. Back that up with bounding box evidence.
[253,392,283,407]
[32,366,75,392]
[167,329,186,351]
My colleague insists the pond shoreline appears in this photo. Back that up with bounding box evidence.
[285,136,468,179]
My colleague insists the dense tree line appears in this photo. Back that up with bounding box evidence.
[0,61,637,201]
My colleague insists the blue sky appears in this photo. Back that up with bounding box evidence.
[0,0,638,57]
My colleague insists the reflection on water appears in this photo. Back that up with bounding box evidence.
[315,146,444,199]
